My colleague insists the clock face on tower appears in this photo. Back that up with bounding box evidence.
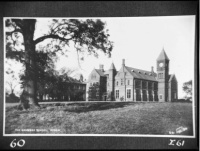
[159,62,164,67]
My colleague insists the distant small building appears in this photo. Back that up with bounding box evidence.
[41,74,86,102]
[66,75,86,101]
[87,48,178,102]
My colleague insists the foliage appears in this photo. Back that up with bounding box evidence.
[5,18,113,108]
[120,96,124,101]
[5,59,24,95]
[106,91,112,101]
[88,83,100,101]
[182,80,192,100]
[37,67,85,102]
[6,93,20,103]
[6,18,113,62]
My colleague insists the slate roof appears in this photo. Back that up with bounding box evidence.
[157,48,170,61]
[95,69,106,77]
[168,74,176,82]
[125,66,158,82]
[66,77,86,84]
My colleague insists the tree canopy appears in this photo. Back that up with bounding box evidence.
[182,80,192,100]
[6,19,113,60]
[5,18,113,109]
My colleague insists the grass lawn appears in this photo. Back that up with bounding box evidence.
[5,102,193,135]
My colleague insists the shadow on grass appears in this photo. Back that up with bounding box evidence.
[6,101,149,114]
[63,102,137,113]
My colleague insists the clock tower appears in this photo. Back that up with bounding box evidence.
[157,48,170,102]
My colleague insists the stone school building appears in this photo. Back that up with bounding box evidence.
[87,49,178,102]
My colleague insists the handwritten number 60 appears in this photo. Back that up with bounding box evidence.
[10,139,25,148]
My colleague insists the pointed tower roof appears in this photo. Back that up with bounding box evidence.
[109,62,116,70]
[157,48,170,61]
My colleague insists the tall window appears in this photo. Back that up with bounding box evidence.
[116,81,118,86]
[174,93,176,99]
[121,79,123,85]
[116,90,119,99]
[127,80,130,85]
[127,89,131,98]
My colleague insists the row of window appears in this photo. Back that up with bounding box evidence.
[115,91,176,100]
[159,93,176,100]
[115,79,157,89]
[135,80,158,89]
[90,82,99,86]
[115,89,131,99]
[115,79,130,86]
[158,73,164,79]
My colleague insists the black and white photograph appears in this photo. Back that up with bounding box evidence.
[0,1,198,150]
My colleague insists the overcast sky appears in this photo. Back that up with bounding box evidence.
[5,16,195,98]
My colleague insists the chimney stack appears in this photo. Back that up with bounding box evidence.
[80,74,83,82]
[151,66,154,73]
[122,59,125,66]
[99,64,104,72]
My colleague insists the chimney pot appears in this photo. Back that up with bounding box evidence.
[99,64,104,71]
[151,66,154,72]
[122,59,125,66]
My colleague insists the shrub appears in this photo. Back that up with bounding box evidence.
[120,96,124,101]
[172,99,192,103]
[6,93,20,103]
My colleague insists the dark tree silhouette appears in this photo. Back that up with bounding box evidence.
[88,83,100,101]
[5,18,113,109]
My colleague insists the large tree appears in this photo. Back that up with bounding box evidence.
[6,18,113,109]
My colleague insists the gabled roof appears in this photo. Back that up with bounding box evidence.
[66,77,86,84]
[109,63,116,70]
[95,69,106,77]
[157,48,170,61]
[125,66,157,81]
[168,74,177,82]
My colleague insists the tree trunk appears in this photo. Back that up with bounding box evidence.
[20,19,40,109]
[39,93,43,101]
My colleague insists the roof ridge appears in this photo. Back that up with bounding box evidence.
[95,69,106,76]
[125,66,157,82]
[126,66,151,73]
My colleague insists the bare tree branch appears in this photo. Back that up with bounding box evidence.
[6,28,23,36]
[51,22,77,34]
[34,34,74,45]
